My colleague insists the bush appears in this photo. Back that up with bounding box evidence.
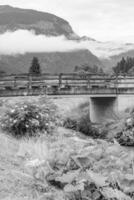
[77,115,95,135]
[0,98,59,138]
[115,116,134,146]
[63,115,107,139]
[115,127,134,146]
[115,130,134,146]
[63,117,78,130]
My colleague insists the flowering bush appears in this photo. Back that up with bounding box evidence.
[0,98,59,137]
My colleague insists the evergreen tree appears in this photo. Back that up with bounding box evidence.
[29,57,41,75]
[99,68,104,74]
[113,56,134,75]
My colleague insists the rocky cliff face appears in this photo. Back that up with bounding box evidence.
[0,5,79,38]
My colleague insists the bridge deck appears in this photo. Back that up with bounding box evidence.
[0,74,134,97]
[0,88,134,97]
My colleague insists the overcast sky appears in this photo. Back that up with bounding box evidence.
[0,0,134,42]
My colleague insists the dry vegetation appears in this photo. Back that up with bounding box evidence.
[0,96,133,200]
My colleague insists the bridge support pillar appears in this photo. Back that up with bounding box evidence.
[89,97,118,123]
[89,95,134,123]
[116,95,134,113]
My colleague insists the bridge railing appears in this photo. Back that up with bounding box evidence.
[0,88,117,97]
[2,88,134,97]
[0,88,43,97]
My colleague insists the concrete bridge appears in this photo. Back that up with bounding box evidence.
[51,93,134,123]
[1,73,134,122]
[89,95,133,123]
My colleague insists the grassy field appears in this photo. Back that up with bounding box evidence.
[0,96,133,200]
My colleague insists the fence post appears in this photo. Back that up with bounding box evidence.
[115,74,118,94]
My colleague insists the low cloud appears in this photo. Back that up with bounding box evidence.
[1,30,134,58]
[0,30,87,55]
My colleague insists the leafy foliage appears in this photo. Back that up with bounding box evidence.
[22,132,134,200]
[0,97,59,137]
[63,117,78,130]
[115,116,134,146]
[74,63,104,74]
[63,115,107,139]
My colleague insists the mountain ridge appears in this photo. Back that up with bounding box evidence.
[0,5,79,39]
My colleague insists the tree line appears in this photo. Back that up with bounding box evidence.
[113,57,134,75]
[29,58,105,75]
[28,56,134,75]
[2,55,134,76]
[74,64,104,74]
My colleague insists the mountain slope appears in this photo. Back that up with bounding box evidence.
[0,5,78,39]
[101,49,134,72]
[0,50,103,74]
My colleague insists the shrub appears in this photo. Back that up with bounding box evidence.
[63,117,78,130]
[0,98,59,138]
[115,116,134,146]
[77,115,107,139]
[77,114,94,135]
[115,129,134,146]
[63,115,107,139]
